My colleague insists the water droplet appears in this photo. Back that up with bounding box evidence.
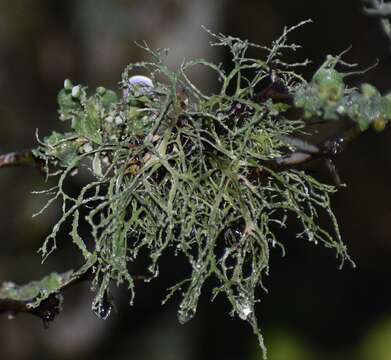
[192,260,202,271]
[92,292,112,320]
[234,228,243,241]
[306,231,314,242]
[36,293,64,328]
[236,295,253,320]
[178,308,195,324]
[129,75,154,88]
[71,85,81,98]
[238,305,252,320]
[123,75,154,98]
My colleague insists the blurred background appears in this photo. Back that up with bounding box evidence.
[0,0,391,359]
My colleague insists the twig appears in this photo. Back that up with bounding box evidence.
[0,268,92,326]
[256,125,362,186]
[0,124,363,183]
[0,266,145,326]
[0,150,42,169]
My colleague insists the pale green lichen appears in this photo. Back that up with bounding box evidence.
[0,271,70,308]
[13,21,390,358]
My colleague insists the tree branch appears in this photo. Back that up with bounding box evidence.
[254,124,362,186]
[0,265,146,326]
[0,123,363,187]
[0,150,42,169]
[0,268,92,326]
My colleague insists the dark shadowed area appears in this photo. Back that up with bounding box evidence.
[0,1,391,359]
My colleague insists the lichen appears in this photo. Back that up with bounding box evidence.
[19,21,391,358]
[0,272,71,306]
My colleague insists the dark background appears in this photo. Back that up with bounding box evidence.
[0,1,391,359]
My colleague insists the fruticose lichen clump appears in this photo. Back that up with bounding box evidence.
[6,21,391,358]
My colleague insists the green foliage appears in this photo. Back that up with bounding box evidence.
[17,21,390,358]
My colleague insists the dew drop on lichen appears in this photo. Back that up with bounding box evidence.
[236,295,253,321]
[92,292,112,320]
[239,305,252,320]
[178,308,195,324]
